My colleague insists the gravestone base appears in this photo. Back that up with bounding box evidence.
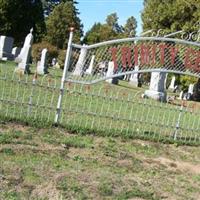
[106,77,119,85]
[17,63,30,74]
[144,90,167,102]
[129,80,138,87]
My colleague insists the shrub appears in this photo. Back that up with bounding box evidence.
[32,41,59,65]
[58,50,66,69]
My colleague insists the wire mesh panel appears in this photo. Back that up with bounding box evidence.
[66,37,200,84]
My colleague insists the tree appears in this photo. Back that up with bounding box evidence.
[142,0,200,33]
[45,1,83,49]
[42,0,76,16]
[83,13,137,44]
[124,16,137,37]
[83,23,117,44]
[106,12,123,33]
[0,0,46,45]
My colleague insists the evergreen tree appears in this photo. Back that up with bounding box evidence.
[83,23,117,44]
[0,0,46,45]
[106,12,123,33]
[124,16,137,37]
[42,0,76,16]
[142,0,200,33]
[83,13,137,44]
[45,1,83,49]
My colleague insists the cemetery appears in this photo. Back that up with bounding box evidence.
[0,28,200,144]
[1,0,200,199]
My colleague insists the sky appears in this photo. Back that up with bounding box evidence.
[76,0,144,35]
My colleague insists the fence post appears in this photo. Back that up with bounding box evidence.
[173,102,184,140]
[54,28,74,124]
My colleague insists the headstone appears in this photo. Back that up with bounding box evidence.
[144,71,167,102]
[12,47,21,59]
[15,29,33,73]
[0,36,14,60]
[178,91,183,100]
[188,84,194,95]
[73,45,87,76]
[169,76,176,91]
[185,84,194,100]
[193,79,200,101]
[129,65,139,87]
[37,48,48,75]
[85,55,95,75]
[52,58,57,66]
[106,61,118,84]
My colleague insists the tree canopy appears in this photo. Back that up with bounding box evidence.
[41,0,77,16]
[83,13,137,44]
[45,1,83,49]
[142,0,200,33]
[0,0,46,45]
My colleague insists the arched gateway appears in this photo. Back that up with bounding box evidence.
[54,29,200,143]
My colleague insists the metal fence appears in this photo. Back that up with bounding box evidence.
[0,30,200,144]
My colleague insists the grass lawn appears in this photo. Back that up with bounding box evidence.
[0,60,200,144]
[0,122,200,200]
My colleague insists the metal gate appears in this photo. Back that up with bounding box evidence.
[0,29,200,144]
[55,29,200,143]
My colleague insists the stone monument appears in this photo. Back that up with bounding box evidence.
[168,76,176,91]
[37,48,48,75]
[106,61,118,84]
[85,55,95,75]
[73,45,87,76]
[12,47,21,59]
[144,71,167,102]
[0,36,14,60]
[129,65,139,87]
[15,28,34,73]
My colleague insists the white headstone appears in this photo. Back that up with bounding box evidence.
[106,61,118,84]
[52,58,56,66]
[129,65,139,87]
[16,29,33,73]
[178,91,183,100]
[37,48,48,75]
[85,55,95,75]
[12,47,21,58]
[144,71,167,101]
[188,84,194,95]
[73,45,87,76]
[169,76,176,90]
[0,36,14,60]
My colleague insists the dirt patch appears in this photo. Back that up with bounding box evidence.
[145,157,200,175]
[30,181,60,200]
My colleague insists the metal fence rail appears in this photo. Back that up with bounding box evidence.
[0,62,59,125]
[0,30,200,144]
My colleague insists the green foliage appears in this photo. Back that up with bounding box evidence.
[142,0,200,33]
[0,0,46,45]
[106,12,123,34]
[98,181,113,196]
[179,75,197,91]
[57,49,66,69]
[124,16,137,37]
[45,1,83,49]
[32,41,58,65]
[83,23,117,44]
[83,13,137,44]
[42,0,76,16]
